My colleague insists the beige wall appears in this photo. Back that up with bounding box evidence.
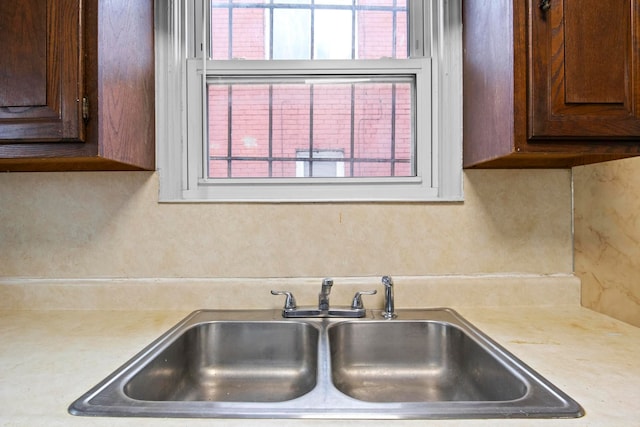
[574,158,640,327]
[0,169,572,279]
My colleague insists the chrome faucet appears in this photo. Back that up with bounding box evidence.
[318,278,333,311]
[381,275,397,319]
[271,277,376,318]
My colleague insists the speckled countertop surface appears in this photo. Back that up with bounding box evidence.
[0,305,638,427]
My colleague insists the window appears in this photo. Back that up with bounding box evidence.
[156,0,462,202]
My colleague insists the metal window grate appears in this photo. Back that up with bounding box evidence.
[207,1,412,179]
[207,76,415,179]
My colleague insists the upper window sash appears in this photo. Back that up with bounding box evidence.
[191,0,429,61]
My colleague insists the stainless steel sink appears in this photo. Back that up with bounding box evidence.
[69,309,583,419]
[124,321,318,402]
[329,321,527,403]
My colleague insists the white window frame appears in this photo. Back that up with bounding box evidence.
[155,0,463,202]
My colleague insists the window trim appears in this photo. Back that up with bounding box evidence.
[155,0,463,202]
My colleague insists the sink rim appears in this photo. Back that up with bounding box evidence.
[69,308,584,419]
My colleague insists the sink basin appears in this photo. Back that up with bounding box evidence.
[69,309,583,419]
[329,321,526,403]
[124,321,318,402]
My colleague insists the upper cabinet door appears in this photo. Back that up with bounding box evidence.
[0,0,83,142]
[529,0,640,139]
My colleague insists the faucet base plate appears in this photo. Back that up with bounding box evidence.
[282,307,366,318]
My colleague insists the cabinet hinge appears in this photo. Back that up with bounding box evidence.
[82,97,90,121]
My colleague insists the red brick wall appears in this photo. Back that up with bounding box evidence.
[208,2,411,178]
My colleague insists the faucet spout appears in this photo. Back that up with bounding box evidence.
[381,275,397,319]
[318,278,333,311]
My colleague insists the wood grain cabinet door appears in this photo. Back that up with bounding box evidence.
[0,0,83,142]
[529,0,640,139]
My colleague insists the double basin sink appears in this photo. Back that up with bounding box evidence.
[69,308,583,419]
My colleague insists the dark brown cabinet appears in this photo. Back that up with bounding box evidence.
[0,0,154,171]
[0,0,83,142]
[464,0,640,168]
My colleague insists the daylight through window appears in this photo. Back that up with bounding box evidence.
[207,1,413,180]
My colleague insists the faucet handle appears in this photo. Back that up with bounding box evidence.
[351,290,377,310]
[271,290,297,310]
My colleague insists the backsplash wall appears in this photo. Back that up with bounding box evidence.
[0,169,572,279]
[574,157,640,327]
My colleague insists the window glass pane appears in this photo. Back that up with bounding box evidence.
[357,9,407,59]
[209,0,407,60]
[357,0,396,5]
[231,160,270,177]
[314,10,352,59]
[210,5,230,59]
[231,8,265,59]
[272,9,311,59]
[211,4,266,60]
[394,83,412,175]
[352,82,413,176]
[312,84,352,157]
[314,0,352,5]
[207,86,230,162]
[271,84,311,177]
[395,8,408,59]
[207,76,414,179]
[296,150,345,177]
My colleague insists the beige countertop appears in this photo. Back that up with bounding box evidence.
[0,305,638,427]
